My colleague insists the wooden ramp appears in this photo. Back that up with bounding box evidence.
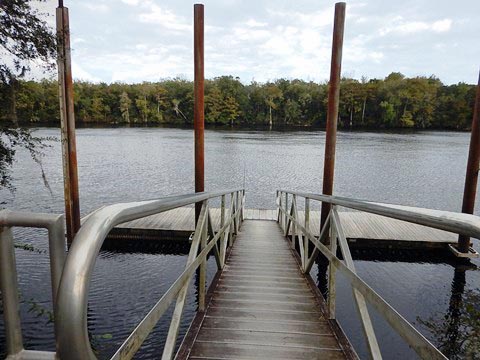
[180,220,352,360]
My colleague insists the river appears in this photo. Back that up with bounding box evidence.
[1,127,479,359]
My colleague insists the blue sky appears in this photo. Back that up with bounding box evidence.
[41,0,479,85]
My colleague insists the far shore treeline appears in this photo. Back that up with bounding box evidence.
[0,72,476,129]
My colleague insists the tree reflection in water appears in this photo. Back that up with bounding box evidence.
[418,265,480,359]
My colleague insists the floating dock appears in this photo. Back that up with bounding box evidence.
[108,207,458,249]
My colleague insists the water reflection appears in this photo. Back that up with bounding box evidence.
[418,262,480,359]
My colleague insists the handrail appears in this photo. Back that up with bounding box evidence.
[56,188,244,360]
[0,210,66,359]
[278,190,480,239]
[275,190,475,360]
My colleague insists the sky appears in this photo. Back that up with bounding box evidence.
[38,0,479,85]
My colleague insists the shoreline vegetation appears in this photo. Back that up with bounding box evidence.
[1,72,476,130]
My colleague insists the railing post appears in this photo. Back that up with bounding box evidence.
[219,194,226,268]
[291,195,297,248]
[0,227,24,355]
[321,2,346,230]
[304,197,310,271]
[327,211,337,319]
[459,70,480,253]
[277,191,282,226]
[284,192,289,235]
[242,189,245,222]
[235,191,242,234]
[199,204,207,311]
[229,193,235,245]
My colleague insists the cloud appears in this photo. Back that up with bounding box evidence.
[380,17,453,35]
[121,0,140,5]
[72,61,101,82]
[431,19,452,32]
[83,3,109,13]
[138,3,191,32]
[245,19,268,27]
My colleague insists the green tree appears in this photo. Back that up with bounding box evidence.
[0,0,56,190]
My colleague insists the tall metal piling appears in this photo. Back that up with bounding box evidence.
[320,2,346,231]
[459,70,480,253]
[194,4,205,224]
[56,0,80,244]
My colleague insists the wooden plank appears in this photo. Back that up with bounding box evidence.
[195,328,339,348]
[189,342,346,360]
[202,316,332,334]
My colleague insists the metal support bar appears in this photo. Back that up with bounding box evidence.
[162,202,208,360]
[0,226,24,356]
[327,220,337,319]
[304,197,310,270]
[332,208,382,359]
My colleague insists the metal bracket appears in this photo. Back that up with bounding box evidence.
[448,244,479,258]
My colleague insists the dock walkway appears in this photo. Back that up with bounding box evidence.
[182,220,351,359]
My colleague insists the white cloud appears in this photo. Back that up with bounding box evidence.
[138,3,191,32]
[83,3,109,13]
[72,61,101,82]
[245,19,268,27]
[432,19,452,32]
[121,0,140,6]
[380,17,453,35]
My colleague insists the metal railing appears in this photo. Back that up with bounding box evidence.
[54,189,245,360]
[276,190,480,360]
[0,210,66,360]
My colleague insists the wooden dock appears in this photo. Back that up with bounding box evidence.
[109,207,457,249]
[177,220,354,359]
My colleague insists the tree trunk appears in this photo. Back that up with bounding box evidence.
[361,97,366,124]
[350,105,353,128]
[144,95,148,123]
[9,78,19,127]
[269,104,272,127]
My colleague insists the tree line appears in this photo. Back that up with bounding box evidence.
[0,72,477,129]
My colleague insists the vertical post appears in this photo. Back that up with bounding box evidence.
[199,205,207,311]
[219,195,226,267]
[327,217,337,319]
[291,195,297,248]
[284,193,289,234]
[0,227,24,355]
[278,191,283,227]
[194,4,205,224]
[320,2,346,229]
[229,193,234,246]
[57,1,80,244]
[459,70,480,253]
[304,197,310,270]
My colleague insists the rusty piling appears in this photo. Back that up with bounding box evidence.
[57,1,80,244]
[321,2,346,231]
[194,4,205,223]
[458,70,480,253]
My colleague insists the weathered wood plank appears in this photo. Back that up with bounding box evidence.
[188,342,346,360]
